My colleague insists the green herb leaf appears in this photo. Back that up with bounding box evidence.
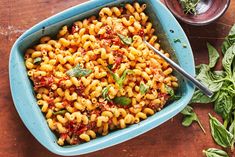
[33,57,42,64]
[173,38,181,43]
[222,44,235,76]
[66,64,92,78]
[107,64,113,70]
[179,0,200,15]
[209,113,233,148]
[165,85,174,97]
[196,64,223,92]
[113,96,131,106]
[222,24,235,54]
[53,110,66,115]
[102,86,111,101]
[203,148,229,157]
[190,90,215,104]
[109,69,133,88]
[140,83,149,95]
[214,92,233,120]
[117,33,133,45]
[181,106,206,133]
[207,43,220,68]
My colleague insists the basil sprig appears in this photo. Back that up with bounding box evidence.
[181,106,206,133]
[179,0,200,15]
[181,24,235,156]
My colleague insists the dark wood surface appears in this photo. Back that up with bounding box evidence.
[0,0,234,157]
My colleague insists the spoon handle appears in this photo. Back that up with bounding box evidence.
[144,40,213,98]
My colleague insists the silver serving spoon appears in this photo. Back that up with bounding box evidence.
[144,39,213,98]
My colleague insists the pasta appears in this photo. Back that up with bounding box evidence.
[24,2,179,146]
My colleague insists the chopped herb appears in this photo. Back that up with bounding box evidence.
[33,57,42,64]
[165,85,174,97]
[179,0,200,15]
[117,33,133,45]
[174,38,181,43]
[107,64,113,70]
[102,86,111,101]
[53,110,66,115]
[66,64,92,78]
[108,69,133,88]
[113,96,131,106]
[140,83,149,95]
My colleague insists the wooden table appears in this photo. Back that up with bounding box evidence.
[0,0,234,157]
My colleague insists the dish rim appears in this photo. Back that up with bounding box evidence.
[9,0,195,156]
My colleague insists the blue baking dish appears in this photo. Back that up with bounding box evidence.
[9,0,195,156]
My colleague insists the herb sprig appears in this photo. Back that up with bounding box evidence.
[179,0,200,15]
[182,24,235,157]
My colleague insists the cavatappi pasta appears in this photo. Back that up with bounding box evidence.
[24,2,179,146]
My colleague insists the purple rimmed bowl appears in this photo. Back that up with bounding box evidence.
[164,0,230,26]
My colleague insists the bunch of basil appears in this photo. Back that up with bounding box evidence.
[181,24,235,157]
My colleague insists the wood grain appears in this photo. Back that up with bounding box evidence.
[0,0,234,157]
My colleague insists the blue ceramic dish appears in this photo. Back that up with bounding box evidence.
[9,0,195,156]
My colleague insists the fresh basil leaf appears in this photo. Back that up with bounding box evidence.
[222,44,235,76]
[33,57,42,64]
[207,43,220,68]
[209,113,234,148]
[102,86,111,101]
[113,96,131,106]
[190,90,215,104]
[53,110,66,115]
[181,106,206,133]
[117,33,133,45]
[222,24,235,54]
[140,83,149,95]
[196,64,223,92]
[203,148,229,157]
[66,64,92,78]
[214,92,233,120]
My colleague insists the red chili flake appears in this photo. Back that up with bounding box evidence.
[106,26,112,34]
[71,24,80,34]
[60,133,68,140]
[62,100,70,107]
[76,84,86,97]
[111,36,121,45]
[138,29,145,37]
[33,75,54,90]
[90,54,100,60]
